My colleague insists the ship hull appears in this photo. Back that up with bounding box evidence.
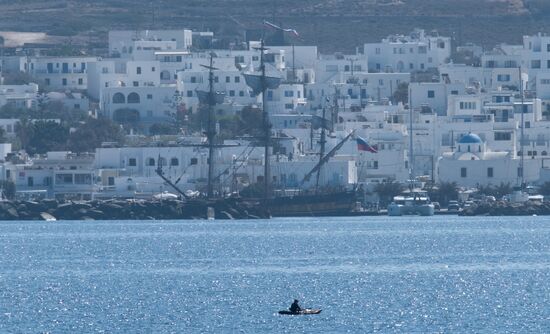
[266,191,357,217]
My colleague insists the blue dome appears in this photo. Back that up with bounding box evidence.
[459,133,482,144]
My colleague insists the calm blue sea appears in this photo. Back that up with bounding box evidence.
[0,216,549,333]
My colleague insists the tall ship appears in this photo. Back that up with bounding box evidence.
[243,39,359,217]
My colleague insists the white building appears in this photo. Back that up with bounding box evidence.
[438,133,539,187]
[364,29,451,73]
[0,83,39,109]
[108,30,193,57]
[27,56,98,90]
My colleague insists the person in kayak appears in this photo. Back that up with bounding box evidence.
[289,299,302,313]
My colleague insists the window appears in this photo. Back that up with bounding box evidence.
[127,92,140,104]
[108,177,115,186]
[170,158,179,166]
[128,158,137,166]
[459,102,476,110]
[375,48,380,54]
[487,167,494,178]
[229,90,235,97]
[56,174,73,184]
[62,78,67,86]
[239,91,244,97]
[191,76,196,83]
[461,167,467,178]
[112,92,125,104]
[226,76,230,83]
[152,67,156,72]
[284,90,294,97]
[133,81,139,87]
[285,103,294,109]
[45,78,50,85]
[531,60,541,69]
[187,90,193,97]
[518,167,523,177]
[190,158,198,165]
[379,79,384,86]
[504,60,517,68]
[176,56,182,62]
[427,90,435,98]
[137,67,142,74]
[451,90,458,95]
[547,44,550,52]
[75,174,92,185]
[147,94,153,100]
[494,132,511,141]
[409,63,414,69]
[235,76,240,83]
[78,78,83,85]
[146,158,155,166]
[27,177,33,187]
[497,74,510,82]
[267,90,273,101]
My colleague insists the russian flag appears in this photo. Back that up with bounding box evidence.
[356,136,378,153]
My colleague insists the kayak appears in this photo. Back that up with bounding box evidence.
[278,309,322,315]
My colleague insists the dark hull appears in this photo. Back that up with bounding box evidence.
[266,191,357,217]
[278,309,321,315]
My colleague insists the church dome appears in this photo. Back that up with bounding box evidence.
[459,133,482,144]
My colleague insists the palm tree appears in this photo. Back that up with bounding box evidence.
[374,181,403,206]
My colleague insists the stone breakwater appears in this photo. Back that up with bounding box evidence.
[0,198,270,221]
[460,201,550,216]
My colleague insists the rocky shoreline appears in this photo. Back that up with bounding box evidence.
[460,201,550,216]
[0,198,270,221]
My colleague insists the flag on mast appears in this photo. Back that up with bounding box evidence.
[356,136,378,153]
[263,20,300,37]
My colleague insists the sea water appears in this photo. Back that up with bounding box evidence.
[0,216,549,333]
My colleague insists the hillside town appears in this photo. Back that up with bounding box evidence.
[1,26,550,208]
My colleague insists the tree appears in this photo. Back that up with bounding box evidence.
[539,182,550,196]
[374,181,403,206]
[26,121,69,154]
[0,180,15,200]
[392,82,409,104]
[68,117,125,153]
[433,181,459,206]
[149,123,179,135]
[15,118,34,151]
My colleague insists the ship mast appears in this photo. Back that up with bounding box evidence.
[315,107,327,191]
[408,85,414,186]
[519,66,525,188]
[260,39,271,200]
[205,54,217,198]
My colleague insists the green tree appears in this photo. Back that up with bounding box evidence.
[149,123,179,135]
[374,181,403,206]
[0,180,15,200]
[434,181,459,206]
[15,118,35,151]
[392,82,409,104]
[539,182,550,196]
[26,121,69,154]
[68,117,125,153]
